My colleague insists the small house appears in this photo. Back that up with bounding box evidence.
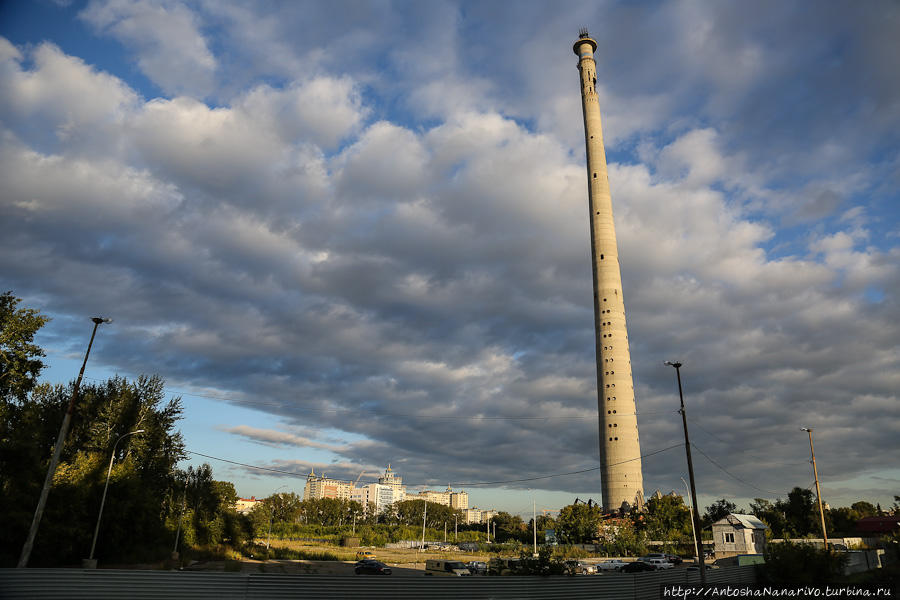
[711,513,768,558]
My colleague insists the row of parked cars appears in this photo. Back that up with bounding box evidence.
[566,553,684,575]
[352,551,687,577]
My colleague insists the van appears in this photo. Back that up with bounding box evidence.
[425,559,471,576]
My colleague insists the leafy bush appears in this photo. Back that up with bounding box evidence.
[551,545,590,560]
[761,541,848,584]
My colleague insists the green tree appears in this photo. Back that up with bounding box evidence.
[598,517,648,556]
[491,511,526,542]
[1,374,187,566]
[761,541,847,584]
[780,487,816,537]
[850,501,877,519]
[390,499,461,530]
[556,502,603,544]
[0,291,49,402]
[751,497,787,538]
[642,494,692,549]
[703,498,738,527]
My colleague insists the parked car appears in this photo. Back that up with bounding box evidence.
[355,550,376,560]
[425,559,471,576]
[641,557,674,570]
[621,561,657,573]
[596,559,628,571]
[664,553,683,566]
[466,561,488,575]
[354,559,392,575]
[564,560,597,575]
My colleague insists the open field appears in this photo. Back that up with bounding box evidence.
[262,538,495,566]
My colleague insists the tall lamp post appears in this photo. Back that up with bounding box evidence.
[86,430,145,566]
[19,316,112,568]
[800,428,829,548]
[664,361,706,585]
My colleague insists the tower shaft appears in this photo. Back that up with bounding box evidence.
[573,34,643,512]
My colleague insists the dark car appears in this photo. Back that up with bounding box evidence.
[355,559,392,575]
[621,561,657,573]
[664,553,683,566]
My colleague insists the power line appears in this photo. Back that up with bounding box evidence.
[186,443,685,489]
[685,416,808,467]
[690,441,779,496]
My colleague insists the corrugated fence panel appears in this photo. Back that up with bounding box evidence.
[0,566,758,600]
[0,569,249,600]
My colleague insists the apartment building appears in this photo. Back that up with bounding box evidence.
[302,468,352,501]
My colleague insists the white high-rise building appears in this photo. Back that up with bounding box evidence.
[351,482,405,514]
[303,468,352,501]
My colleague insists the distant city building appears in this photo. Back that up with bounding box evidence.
[303,468,352,501]
[351,482,405,514]
[410,485,469,510]
[462,508,482,524]
[450,490,468,510]
[378,464,404,490]
[235,496,263,515]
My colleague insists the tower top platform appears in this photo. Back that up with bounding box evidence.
[573,32,597,55]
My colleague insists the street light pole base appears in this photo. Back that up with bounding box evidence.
[81,558,97,569]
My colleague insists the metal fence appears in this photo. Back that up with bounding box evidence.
[0,566,758,600]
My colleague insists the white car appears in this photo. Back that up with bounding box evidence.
[596,559,628,571]
[641,557,674,570]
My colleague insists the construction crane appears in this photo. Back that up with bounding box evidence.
[353,471,366,487]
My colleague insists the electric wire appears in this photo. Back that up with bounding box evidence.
[690,441,779,495]
[186,442,685,488]
[685,415,808,467]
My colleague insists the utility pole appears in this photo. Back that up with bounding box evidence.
[173,477,189,559]
[533,498,538,556]
[801,428,829,548]
[665,361,706,585]
[19,317,111,568]
[421,499,427,548]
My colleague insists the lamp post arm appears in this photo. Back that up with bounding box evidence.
[89,430,143,561]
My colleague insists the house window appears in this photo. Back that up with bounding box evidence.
[724,532,735,544]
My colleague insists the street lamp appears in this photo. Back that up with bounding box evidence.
[800,428,829,548]
[19,316,112,568]
[664,360,706,585]
[87,430,144,566]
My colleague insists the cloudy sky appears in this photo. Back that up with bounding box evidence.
[2,0,898,515]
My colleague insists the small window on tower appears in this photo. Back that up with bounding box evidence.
[593,173,597,179]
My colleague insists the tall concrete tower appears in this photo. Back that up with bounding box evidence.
[573,30,644,513]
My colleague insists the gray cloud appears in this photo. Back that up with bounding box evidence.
[1,0,898,509]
